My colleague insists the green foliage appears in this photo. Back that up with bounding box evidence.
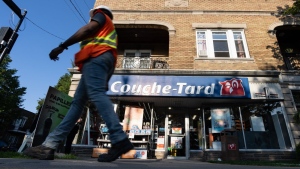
[35,98,45,111]
[0,151,29,158]
[283,0,300,15]
[0,56,26,136]
[296,143,300,160]
[54,73,72,94]
[36,73,72,111]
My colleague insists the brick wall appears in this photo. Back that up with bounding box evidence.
[95,0,292,11]
[94,0,293,70]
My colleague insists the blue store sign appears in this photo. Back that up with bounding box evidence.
[107,75,251,98]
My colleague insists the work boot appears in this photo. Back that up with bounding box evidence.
[98,138,134,162]
[23,145,55,160]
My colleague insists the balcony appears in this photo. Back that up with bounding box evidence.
[116,56,169,69]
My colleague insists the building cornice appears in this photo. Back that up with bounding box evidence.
[113,10,274,16]
[112,69,280,77]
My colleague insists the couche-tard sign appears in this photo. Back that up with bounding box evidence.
[107,75,251,98]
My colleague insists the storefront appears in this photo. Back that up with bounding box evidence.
[101,71,291,160]
[69,70,294,160]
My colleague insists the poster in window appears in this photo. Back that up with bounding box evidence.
[157,137,165,149]
[122,107,144,131]
[170,137,183,149]
[211,108,231,133]
[171,127,182,134]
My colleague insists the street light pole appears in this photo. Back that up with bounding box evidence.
[0,0,27,64]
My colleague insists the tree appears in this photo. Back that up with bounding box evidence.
[35,73,72,111]
[283,0,300,15]
[53,73,72,94]
[0,55,26,137]
[35,98,45,112]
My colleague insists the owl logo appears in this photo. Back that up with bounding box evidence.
[219,78,245,96]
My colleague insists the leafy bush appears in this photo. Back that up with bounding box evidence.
[0,151,29,158]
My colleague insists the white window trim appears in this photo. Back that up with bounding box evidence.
[196,29,250,59]
[124,49,151,57]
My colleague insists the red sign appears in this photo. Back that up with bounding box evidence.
[228,143,237,150]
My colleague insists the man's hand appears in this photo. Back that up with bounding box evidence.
[49,47,64,61]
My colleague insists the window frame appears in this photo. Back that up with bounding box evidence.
[195,29,250,59]
[124,49,151,58]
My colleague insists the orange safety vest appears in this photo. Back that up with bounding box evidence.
[75,10,118,71]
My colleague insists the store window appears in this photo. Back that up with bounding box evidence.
[8,135,17,144]
[189,113,204,150]
[196,30,250,59]
[201,103,291,150]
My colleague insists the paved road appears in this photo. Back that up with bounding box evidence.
[0,158,296,169]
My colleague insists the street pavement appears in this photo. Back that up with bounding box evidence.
[0,158,296,169]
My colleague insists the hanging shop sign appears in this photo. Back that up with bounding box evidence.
[249,83,284,100]
[107,75,251,98]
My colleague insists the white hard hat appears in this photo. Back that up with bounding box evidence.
[89,5,112,17]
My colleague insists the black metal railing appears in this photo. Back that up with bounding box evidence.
[116,56,169,69]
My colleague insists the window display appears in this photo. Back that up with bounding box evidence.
[200,102,291,150]
[211,108,231,133]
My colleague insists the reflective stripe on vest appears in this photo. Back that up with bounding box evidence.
[79,30,117,49]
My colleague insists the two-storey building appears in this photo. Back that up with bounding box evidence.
[68,0,299,161]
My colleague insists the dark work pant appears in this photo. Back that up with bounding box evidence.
[64,124,79,154]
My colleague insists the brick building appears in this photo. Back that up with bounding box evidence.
[68,0,299,161]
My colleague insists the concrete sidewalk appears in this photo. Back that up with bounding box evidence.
[0,158,296,169]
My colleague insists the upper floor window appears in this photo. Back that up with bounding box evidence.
[12,116,27,129]
[196,30,250,59]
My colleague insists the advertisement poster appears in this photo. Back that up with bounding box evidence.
[170,137,183,149]
[32,86,73,146]
[211,108,231,133]
[171,128,182,134]
[122,107,144,131]
[157,137,165,149]
[121,149,147,159]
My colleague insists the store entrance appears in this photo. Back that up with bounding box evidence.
[166,113,187,159]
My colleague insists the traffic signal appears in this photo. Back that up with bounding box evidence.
[0,27,18,54]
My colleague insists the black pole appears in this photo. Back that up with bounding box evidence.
[0,10,27,64]
[3,0,22,18]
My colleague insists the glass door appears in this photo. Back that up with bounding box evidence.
[166,113,186,158]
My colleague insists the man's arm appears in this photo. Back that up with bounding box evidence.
[49,12,106,61]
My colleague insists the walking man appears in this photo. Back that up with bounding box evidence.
[23,5,133,162]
